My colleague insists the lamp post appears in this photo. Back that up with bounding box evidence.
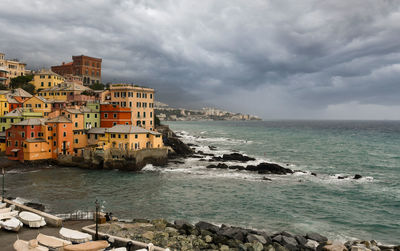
[95,199,99,240]
[2,168,5,203]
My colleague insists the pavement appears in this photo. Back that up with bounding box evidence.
[0,220,93,251]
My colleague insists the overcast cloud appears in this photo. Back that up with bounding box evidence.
[1,0,400,119]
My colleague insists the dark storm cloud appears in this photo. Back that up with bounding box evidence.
[1,0,400,119]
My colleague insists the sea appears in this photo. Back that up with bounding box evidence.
[4,120,400,244]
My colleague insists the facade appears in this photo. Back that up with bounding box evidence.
[0,108,42,132]
[0,91,9,116]
[22,96,52,117]
[0,53,27,86]
[83,102,100,129]
[87,124,163,150]
[51,55,102,85]
[0,66,8,85]
[46,116,73,158]
[30,69,64,90]
[101,84,155,130]
[37,82,91,102]
[100,103,132,128]
[5,118,47,161]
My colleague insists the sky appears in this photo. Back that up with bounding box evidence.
[1,0,400,120]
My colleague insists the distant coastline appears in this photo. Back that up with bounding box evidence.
[155,101,261,121]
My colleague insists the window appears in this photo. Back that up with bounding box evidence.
[94,134,98,139]
[137,112,140,118]
[63,132,66,137]
[48,82,51,87]
[150,112,152,117]
[111,134,116,138]
[31,132,34,137]
[94,114,97,118]
[87,114,90,118]
[124,134,128,139]
[94,122,97,127]
[113,122,117,126]
[63,124,66,128]
[38,132,43,137]
[15,141,18,147]
[41,82,44,86]
[104,113,108,118]
[75,122,78,127]
[54,141,56,146]
[150,93,153,99]
[75,114,78,118]
[137,93,141,98]
[150,121,153,125]
[21,132,25,138]
[74,139,78,144]
[113,113,117,118]
[146,133,149,138]
[118,134,121,139]
[135,134,138,139]
[143,112,146,118]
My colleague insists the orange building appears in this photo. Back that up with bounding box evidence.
[51,55,102,85]
[45,116,73,158]
[61,108,87,156]
[100,104,132,128]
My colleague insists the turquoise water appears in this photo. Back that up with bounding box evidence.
[5,121,400,244]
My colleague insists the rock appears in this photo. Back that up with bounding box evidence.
[338,176,348,179]
[273,235,283,243]
[195,221,220,233]
[174,219,195,235]
[247,234,267,244]
[295,235,308,246]
[207,164,218,168]
[281,236,298,249]
[229,165,246,170]
[239,244,248,251]
[246,163,293,175]
[220,244,230,251]
[311,172,317,176]
[206,163,229,169]
[323,242,347,251]
[163,135,194,156]
[351,246,371,251]
[217,153,256,162]
[265,244,276,251]
[209,145,217,150]
[354,174,362,179]
[250,241,264,251]
[280,231,294,238]
[142,231,154,240]
[205,235,213,243]
[306,233,328,243]
[273,242,290,251]
[305,240,320,250]
[263,177,272,181]
[218,226,247,242]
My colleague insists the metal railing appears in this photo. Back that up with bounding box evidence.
[56,209,94,221]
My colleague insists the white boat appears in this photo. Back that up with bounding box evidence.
[37,233,72,251]
[13,239,49,251]
[0,210,18,220]
[0,207,11,213]
[0,202,6,209]
[0,217,23,231]
[59,227,92,243]
[18,211,46,228]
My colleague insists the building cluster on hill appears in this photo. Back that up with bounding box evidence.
[0,52,163,163]
[155,102,261,121]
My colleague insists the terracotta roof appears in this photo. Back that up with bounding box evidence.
[87,128,107,134]
[64,108,82,114]
[41,82,90,92]
[46,115,72,123]
[35,69,63,78]
[13,96,25,103]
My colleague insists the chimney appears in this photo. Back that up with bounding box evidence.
[62,62,65,65]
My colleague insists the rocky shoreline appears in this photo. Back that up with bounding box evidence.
[97,218,400,251]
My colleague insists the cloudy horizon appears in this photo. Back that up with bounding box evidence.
[1,0,400,120]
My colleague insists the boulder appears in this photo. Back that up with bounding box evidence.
[354,174,362,180]
[218,227,247,242]
[205,235,213,243]
[195,221,220,233]
[229,165,246,170]
[305,239,320,250]
[246,163,293,175]
[220,245,230,251]
[306,233,328,243]
[142,231,154,240]
[247,234,267,244]
[351,246,371,251]
[281,236,298,250]
[295,235,308,246]
[218,153,256,162]
[323,242,348,251]
[24,202,45,212]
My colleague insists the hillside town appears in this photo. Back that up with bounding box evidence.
[0,52,164,165]
[155,102,261,121]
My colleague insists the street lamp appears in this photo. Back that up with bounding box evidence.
[95,199,99,240]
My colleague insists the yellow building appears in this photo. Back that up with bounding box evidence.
[0,91,9,116]
[23,96,52,117]
[87,124,163,150]
[38,82,90,101]
[0,52,27,86]
[101,84,155,130]
[30,69,64,91]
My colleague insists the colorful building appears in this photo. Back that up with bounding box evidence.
[22,96,52,117]
[87,124,163,151]
[5,118,47,161]
[0,52,27,86]
[30,69,64,91]
[46,116,73,158]
[83,102,100,129]
[38,82,90,102]
[100,103,132,128]
[101,84,155,130]
[51,55,102,85]
[0,108,42,132]
[0,91,9,116]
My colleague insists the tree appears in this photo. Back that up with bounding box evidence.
[155,114,161,127]
[0,83,7,90]
[89,82,105,90]
[9,75,36,94]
